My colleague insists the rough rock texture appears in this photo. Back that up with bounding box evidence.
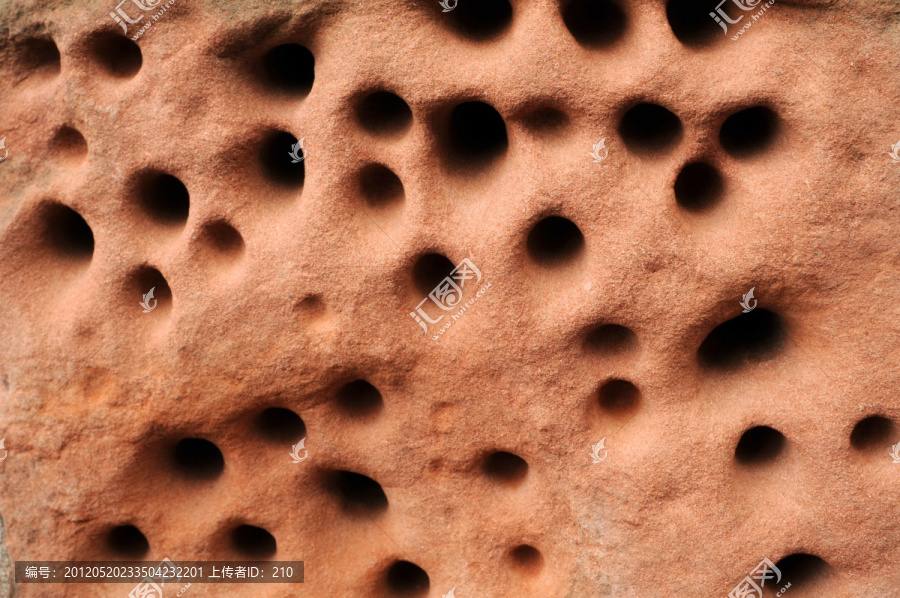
[2,0,900,596]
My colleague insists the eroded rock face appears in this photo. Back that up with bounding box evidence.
[1,0,900,596]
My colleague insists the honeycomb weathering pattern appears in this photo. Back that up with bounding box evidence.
[1,0,900,595]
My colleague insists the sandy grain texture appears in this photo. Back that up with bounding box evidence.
[1,0,900,596]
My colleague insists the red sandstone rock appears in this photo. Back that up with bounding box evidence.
[1,0,900,596]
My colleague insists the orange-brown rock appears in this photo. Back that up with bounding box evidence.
[1,0,900,596]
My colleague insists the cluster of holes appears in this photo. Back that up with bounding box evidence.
[436,0,632,46]
[694,303,890,592]
[329,375,539,589]
[616,101,779,212]
[248,43,317,191]
[427,0,771,54]
[677,104,778,211]
[350,90,413,217]
[699,308,786,464]
[325,380,388,513]
[30,156,243,310]
[86,34,275,291]
[55,7,826,592]
[106,406,312,559]
[380,107,777,276]
[726,388,895,468]
[129,168,242,285]
[324,380,442,594]
[702,309,869,589]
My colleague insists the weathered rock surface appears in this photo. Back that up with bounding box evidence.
[1,0,900,596]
